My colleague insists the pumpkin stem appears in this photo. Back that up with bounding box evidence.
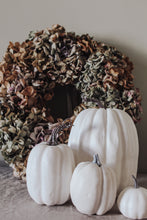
[93,154,102,167]
[132,175,139,189]
[83,97,105,109]
[48,120,72,146]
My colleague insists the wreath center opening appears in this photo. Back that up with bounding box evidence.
[49,84,81,121]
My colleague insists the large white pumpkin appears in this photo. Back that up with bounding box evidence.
[68,108,139,192]
[26,142,75,205]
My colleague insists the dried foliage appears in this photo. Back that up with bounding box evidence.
[76,44,142,122]
[0,24,142,180]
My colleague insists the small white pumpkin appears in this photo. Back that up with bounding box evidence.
[70,154,117,215]
[68,108,139,193]
[117,175,147,219]
[26,142,75,206]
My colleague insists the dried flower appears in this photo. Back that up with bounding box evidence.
[76,45,142,122]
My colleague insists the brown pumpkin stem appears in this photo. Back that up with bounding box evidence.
[48,120,72,146]
[84,97,105,109]
[93,154,102,167]
[132,175,139,189]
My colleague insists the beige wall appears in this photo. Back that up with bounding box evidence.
[0,0,146,172]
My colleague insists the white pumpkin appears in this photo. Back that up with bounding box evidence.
[117,175,147,219]
[26,142,75,206]
[70,154,117,215]
[68,108,139,193]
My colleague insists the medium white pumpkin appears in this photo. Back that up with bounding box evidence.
[117,175,147,219]
[26,142,75,206]
[70,154,117,215]
[68,108,139,193]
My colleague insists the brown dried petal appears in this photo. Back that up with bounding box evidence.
[44,92,54,101]
[0,71,3,83]
[109,68,119,77]
[22,86,35,96]
[16,91,24,99]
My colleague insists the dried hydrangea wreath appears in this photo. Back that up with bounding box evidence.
[0,24,142,180]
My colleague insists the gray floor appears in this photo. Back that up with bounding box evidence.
[0,160,147,220]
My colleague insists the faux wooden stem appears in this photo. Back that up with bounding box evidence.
[93,154,102,167]
[132,175,139,189]
[84,97,105,109]
[48,121,72,146]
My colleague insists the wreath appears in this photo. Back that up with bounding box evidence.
[0,24,142,180]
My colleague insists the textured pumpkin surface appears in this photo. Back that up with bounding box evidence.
[26,143,75,205]
[70,159,117,215]
[117,186,147,219]
[68,108,139,193]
